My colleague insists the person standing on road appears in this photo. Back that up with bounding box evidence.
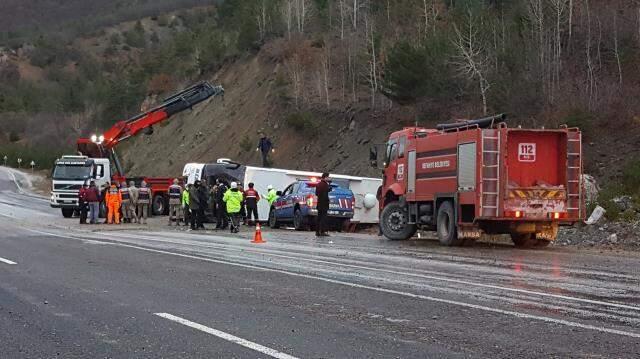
[137,181,151,225]
[101,182,110,224]
[120,182,131,224]
[264,185,278,206]
[189,180,203,230]
[182,183,191,227]
[128,181,139,224]
[215,179,229,229]
[105,182,122,225]
[244,182,260,225]
[168,179,183,226]
[315,172,332,237]
[86,181,101,224]
[78,181,89,224]
[223,182,243,233]
[256,133,275,167]
[197,180,208,229]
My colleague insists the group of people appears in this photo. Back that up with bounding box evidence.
[75,171,333,237]
[77,180,151,225]
[182,178,278,233]
[78,176,280,233]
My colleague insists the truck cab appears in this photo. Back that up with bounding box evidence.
[50,156,111,217]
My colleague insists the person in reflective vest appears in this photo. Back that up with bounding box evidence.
[105,183,122,224]
[223,182,243,233]
[264,185,278,206]
[244,182,260,225]
[137,181,151,224]
[120,182,131,223]
[168,178,183,226]
[182,183,191,227]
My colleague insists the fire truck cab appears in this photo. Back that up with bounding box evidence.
[374,114,584,248]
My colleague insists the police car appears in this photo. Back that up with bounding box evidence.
[268,179,355,231]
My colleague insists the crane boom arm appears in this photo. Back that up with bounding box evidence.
[77,82,224,158]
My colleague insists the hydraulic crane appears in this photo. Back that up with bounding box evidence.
[77,81,224,176]
[61,81,225,216]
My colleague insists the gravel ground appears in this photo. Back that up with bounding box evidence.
[557,221,640,249]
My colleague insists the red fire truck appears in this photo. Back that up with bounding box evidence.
[373,114,584,248]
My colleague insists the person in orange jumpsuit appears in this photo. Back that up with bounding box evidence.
[105,183,122,224]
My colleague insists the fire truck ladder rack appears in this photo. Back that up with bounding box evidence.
[566,130,583,219]
[481,129,501,217]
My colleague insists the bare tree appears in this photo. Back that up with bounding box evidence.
[453,10,492,115]
[613,9,623,87]
[282,0,294,38]
[585,0,596,110]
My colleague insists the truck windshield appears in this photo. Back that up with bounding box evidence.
[53,165,92,180]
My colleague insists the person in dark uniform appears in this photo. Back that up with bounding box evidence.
[244,182,260,225]
[78,181,89,224]
[315,172,332,237]
[215,179,229,229]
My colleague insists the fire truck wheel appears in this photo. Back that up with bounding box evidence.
[380,202,417,240]
[511,233,539,248]
[437,201,463,246]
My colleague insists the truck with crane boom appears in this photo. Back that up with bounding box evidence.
[50,81,224,218]
[372,114,584,248]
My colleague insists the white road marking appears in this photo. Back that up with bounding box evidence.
[7,168,24,194]
[26,228,640,339]
[102,230,640,312]
[0,256,17,265]
[155,313,299,359]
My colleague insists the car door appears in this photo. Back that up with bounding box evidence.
[277,184,294,220]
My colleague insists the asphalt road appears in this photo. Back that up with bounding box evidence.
[1,167,639,358]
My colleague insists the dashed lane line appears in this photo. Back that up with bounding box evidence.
[0,256,17,265]
[155,313,299,359]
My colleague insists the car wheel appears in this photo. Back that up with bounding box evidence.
[380,201,417,240]
[293,209,306,231]
[268,208,280,229]
[437,201,464,246]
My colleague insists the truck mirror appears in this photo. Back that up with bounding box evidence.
[276,191,283,196]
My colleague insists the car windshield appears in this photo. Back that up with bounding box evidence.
[53,164,92,180]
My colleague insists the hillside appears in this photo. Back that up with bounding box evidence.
[2,0,640,217]
[0,0,216,37]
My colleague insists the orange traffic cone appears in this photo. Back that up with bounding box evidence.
[252,223,265,243]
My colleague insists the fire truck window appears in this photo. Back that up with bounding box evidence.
[398,136,407,158]
[292,182,300,194]
[385,139,398,167]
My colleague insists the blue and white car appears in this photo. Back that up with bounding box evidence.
[268,179,355,231]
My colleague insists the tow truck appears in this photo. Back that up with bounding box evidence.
[372,114,584,248]
[50,82,224,217]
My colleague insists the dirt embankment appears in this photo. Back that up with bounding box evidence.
[118,46,415,179]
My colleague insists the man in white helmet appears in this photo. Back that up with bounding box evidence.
[264,184,278,206]
[223,181,244,233]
